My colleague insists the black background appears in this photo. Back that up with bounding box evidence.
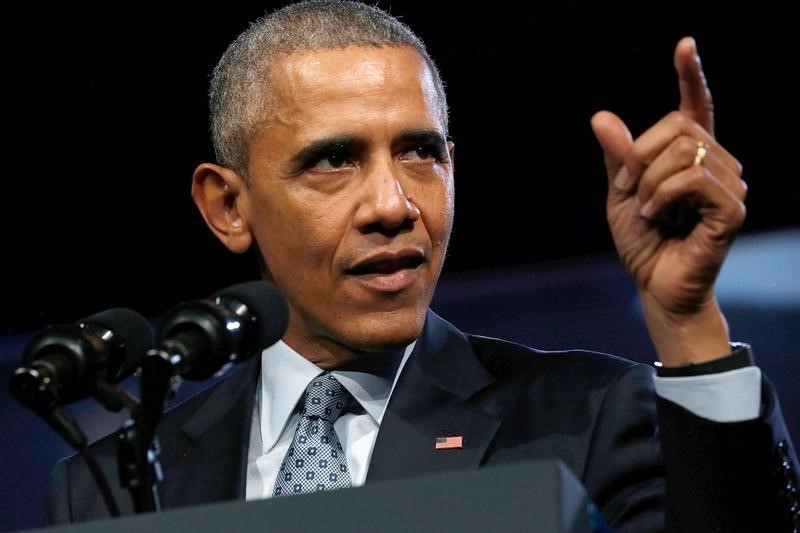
[2,2,797,332]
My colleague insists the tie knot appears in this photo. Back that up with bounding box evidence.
[301,373,350,422]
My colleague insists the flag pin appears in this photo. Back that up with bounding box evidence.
[435,436,463,450]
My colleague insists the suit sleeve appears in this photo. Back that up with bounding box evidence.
[582,363,666,533]
[584,363,799,532]
[657,376,799,532]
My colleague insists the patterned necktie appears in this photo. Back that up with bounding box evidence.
[273,372,353,497]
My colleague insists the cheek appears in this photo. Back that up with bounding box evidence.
[443,176,455,233]
[251,189,346,272]
[417,175,455,247]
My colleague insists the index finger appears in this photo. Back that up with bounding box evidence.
[675,36,715,137]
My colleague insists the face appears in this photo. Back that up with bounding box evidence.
[238,46,454,367]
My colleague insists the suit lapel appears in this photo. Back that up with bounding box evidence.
[367,311,500,482]
[159,311,499,500]
[160,356,260,507]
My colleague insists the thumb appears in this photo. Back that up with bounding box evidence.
[591,111,633,193]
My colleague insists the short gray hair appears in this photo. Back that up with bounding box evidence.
[209,0,449,177]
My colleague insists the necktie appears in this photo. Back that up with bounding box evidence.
[273,372,353,497]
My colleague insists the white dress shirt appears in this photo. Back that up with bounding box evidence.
[245,340,414,500]
[246,336,760,500]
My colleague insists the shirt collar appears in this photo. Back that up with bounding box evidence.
[258,340,415,454]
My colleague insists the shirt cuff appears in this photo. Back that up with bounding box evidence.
[653,342,754,377]
[654,366,762,422]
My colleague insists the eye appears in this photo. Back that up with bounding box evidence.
[402,144,444,162]
[309,149,351,171]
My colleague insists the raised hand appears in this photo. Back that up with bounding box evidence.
[590,37,747,366]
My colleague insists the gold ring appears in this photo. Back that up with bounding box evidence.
[693,141,709,166]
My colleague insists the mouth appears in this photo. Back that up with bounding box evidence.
[345,251,425,275]
[344,249,426,292]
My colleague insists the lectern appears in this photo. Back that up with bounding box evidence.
[37,459,600,533]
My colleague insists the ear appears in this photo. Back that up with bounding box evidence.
[191,163,252,254]
[447,139,455,170]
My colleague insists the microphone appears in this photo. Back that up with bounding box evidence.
[152,281,289,380]
[122,282,287,515]
[9,308,154,448]
[10,307,154,408]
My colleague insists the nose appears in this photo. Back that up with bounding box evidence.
[354,162,420,235]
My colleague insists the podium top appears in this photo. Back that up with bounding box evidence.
[38,459,593,533]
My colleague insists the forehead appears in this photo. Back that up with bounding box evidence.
[265,45,444,133]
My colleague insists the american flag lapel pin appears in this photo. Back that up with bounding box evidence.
[435,436,463,450]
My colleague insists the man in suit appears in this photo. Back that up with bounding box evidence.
[45,1,798,531]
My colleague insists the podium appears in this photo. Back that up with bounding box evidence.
[39,459,598,532]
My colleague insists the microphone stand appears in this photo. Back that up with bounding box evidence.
[122,300,241,513]
[116,419,163,513]
[113,351,178,514]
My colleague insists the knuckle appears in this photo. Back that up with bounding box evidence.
[675,136,698,160]
[738,178,748,200]
[669,111,689,128]
[688,165,708,184]
[733,201,747,225]
[666,110,683,124]
[732,157,744,176]
[626,144,647,169]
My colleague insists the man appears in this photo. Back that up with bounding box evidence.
[46,1,798,531]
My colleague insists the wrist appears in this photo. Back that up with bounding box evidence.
[641,294,731,366]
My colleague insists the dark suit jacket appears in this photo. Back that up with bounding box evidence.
[45,311,799,531]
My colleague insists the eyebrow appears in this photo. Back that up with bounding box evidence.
[393,129,448,151]
[289,128,449,168]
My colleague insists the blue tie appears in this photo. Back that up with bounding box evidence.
[273,373,353,497]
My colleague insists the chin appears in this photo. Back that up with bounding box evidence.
[337,308,426,353]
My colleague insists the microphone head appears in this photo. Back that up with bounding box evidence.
[79,308,154,383]
[212,281,289,351]
[14,307,153,407]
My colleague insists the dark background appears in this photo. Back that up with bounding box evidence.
[1,2,798,531]
[1,2,797,330]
